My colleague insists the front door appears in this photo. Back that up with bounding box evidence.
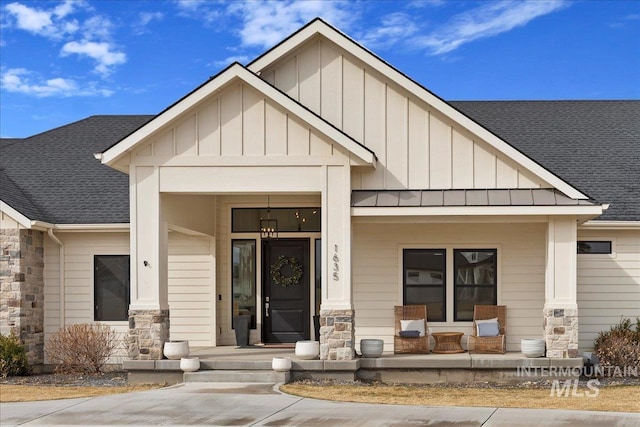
[262,239,310,343]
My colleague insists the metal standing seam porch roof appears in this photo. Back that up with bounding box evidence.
[352,189,596,208]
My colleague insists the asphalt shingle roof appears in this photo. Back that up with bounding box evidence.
[450,100,640,221]
[0,102,638,224]
[0,115,153,224]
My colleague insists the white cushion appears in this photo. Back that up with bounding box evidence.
[476,317,500,337]
[400,319,425,337]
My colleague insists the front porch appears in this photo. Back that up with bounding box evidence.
[123,346,583,385]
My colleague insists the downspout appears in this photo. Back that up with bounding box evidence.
[47,229,65,330]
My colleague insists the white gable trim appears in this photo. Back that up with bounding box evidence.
[248,19,588,200]
[1,201,34,229]
[100,63,375,167]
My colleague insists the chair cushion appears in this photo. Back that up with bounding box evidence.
[400,319,425,337]
[476,318,500,337]
[399,330,420,338]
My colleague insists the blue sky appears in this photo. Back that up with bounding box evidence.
[1,0,638,138]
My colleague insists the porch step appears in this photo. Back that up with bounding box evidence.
[183,369,289,383]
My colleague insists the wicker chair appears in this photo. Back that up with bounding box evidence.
[467,305,506,354]
[394,305,430,354]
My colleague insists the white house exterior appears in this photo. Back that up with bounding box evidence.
[1,20,639,365]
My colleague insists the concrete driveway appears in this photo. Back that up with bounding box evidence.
[2,382,639,426]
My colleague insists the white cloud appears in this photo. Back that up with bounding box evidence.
[61,40,126,76]
[415,0,568,55]
[81,15,114,40]
[359,13,419,49]
[140,11,164,27]
[3,1,81,39]
[1,68,113,97]
[229,0,354,48]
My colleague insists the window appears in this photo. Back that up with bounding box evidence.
[232,240,256,329]
[454,250,497,321]
[232,208,321,233]
[94,255,130,321]
[578,241,612,254]
[403,249,446,322]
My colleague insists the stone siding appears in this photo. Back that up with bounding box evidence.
[544,308,579,358]
[0,229,45,365]
[128,309,170,360]
[319,309,354,360]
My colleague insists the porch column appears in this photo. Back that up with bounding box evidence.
[319,165,354,360]
[544,216,579,358]
[127,166,170,360]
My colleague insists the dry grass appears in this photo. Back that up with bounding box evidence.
[0,384,161,403]
[281,383,640,413]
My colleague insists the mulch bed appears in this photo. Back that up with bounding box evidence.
[0,372,128,387]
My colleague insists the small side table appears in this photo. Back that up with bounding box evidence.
[431,332,465,354]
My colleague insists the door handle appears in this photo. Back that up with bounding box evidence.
[265,302,270,317]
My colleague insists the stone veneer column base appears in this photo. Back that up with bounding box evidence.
[0,229,45,366]
[544,308,579,358]
[128,309,170,360]
[319,309,354,360]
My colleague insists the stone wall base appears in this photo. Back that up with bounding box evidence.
[319,309,354,360]
[544,308,579,358]
[0,228,45,365]
[128,309,170,360]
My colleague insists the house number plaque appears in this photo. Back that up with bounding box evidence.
[332,244,340,281]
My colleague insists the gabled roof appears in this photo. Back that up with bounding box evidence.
[452,101,640,221]
[0,115,152,224]
[2,102,637,224]
[101,63,376,167]
[248,18,589,200]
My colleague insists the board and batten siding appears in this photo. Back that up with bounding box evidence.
[577,229,640,352]
[352,222,546,353]
[131,81,336,162]
[42,231,215,362]
[259,37,548,191]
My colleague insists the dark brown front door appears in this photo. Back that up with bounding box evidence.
[262,239,310,343]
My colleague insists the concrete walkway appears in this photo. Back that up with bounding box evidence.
[1,382,639,426]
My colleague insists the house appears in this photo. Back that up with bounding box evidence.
[1,19,639,367]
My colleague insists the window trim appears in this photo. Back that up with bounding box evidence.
[93,254,130,323]
[231,239,257,330]
[577,238,616,258]
[453,249,498,322]
[399,245,501,324]
[402,248,447,322]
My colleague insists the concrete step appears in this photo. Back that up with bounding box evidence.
[183,369,289,383]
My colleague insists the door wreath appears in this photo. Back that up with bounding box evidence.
[270,255,303,287]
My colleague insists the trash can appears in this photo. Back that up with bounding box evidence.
[233,315,251,347]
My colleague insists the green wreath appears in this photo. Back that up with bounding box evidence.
[270,255,303,287]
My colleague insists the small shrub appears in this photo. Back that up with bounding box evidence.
[594,317,640,374]
[0,329,30,378]
[45,323,119,374]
